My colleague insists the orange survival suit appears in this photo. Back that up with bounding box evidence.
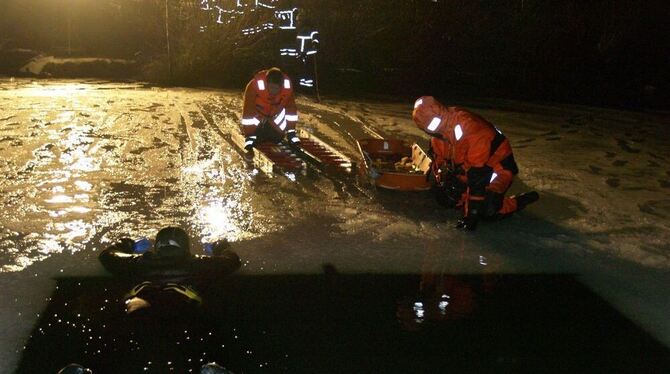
[413,96,535,230]
[241,68,300,149]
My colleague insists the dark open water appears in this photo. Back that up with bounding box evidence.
[17,272,670,373]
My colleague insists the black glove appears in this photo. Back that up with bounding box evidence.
[425,162,435,183]
[433,166,467,208]
[286,129,300,145]
[244,135,257,151]
[456,199,483,231]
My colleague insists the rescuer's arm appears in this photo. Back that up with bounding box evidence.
[284,91,300,145]
[241,80,260,150]
[456,137,494,231]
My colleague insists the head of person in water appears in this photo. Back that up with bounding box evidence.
[154,226,190,258]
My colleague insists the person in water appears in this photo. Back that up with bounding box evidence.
[99,227,241,316]
[99,226,240,278]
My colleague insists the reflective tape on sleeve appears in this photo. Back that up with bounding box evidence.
[427,117,441,132]
[454,124,463,140]
[241,117,260,126]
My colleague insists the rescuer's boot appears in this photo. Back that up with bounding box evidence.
[513,191,539,211]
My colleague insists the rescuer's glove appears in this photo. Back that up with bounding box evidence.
[286,129,300,145]
[456,199,483,231]
[244,136,257,151]
[425,162,435,183]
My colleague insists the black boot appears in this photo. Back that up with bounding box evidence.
[513,191,539,211]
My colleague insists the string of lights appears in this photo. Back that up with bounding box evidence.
[197,1,319,92]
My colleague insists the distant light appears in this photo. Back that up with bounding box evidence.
[299,79,314,87]
[275,8,297,29]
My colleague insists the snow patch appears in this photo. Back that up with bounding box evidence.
[20,56,134,76]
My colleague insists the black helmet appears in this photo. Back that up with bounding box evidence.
[155,227,190,257]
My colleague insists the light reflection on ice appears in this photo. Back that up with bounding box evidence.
[37,236,65,255]
[45,195,74,204]
[54,111,75,124]
[74,194,89,202]
[199,200,246,242]
[59,125,99,172]
[54,220,90,242]
[68,206,92,214]
[2,256,35,272]
[27,83,88,98]
[74,180,92,191]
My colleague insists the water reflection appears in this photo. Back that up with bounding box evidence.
[24,273,666,372]
[396,238,497,331]
[397,274,478,331]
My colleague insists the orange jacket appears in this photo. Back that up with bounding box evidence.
[241,69,298,137]
[414,96,518,198]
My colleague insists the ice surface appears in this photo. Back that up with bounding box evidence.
[0,79,668,371]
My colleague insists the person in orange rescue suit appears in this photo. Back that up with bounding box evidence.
[241,67,300,151]
[412,96,539,231]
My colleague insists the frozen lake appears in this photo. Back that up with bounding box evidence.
[0,79,668,372]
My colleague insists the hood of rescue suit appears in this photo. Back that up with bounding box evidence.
[412,96,456,142]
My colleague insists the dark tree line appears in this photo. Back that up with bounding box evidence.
[1,0,667,108]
